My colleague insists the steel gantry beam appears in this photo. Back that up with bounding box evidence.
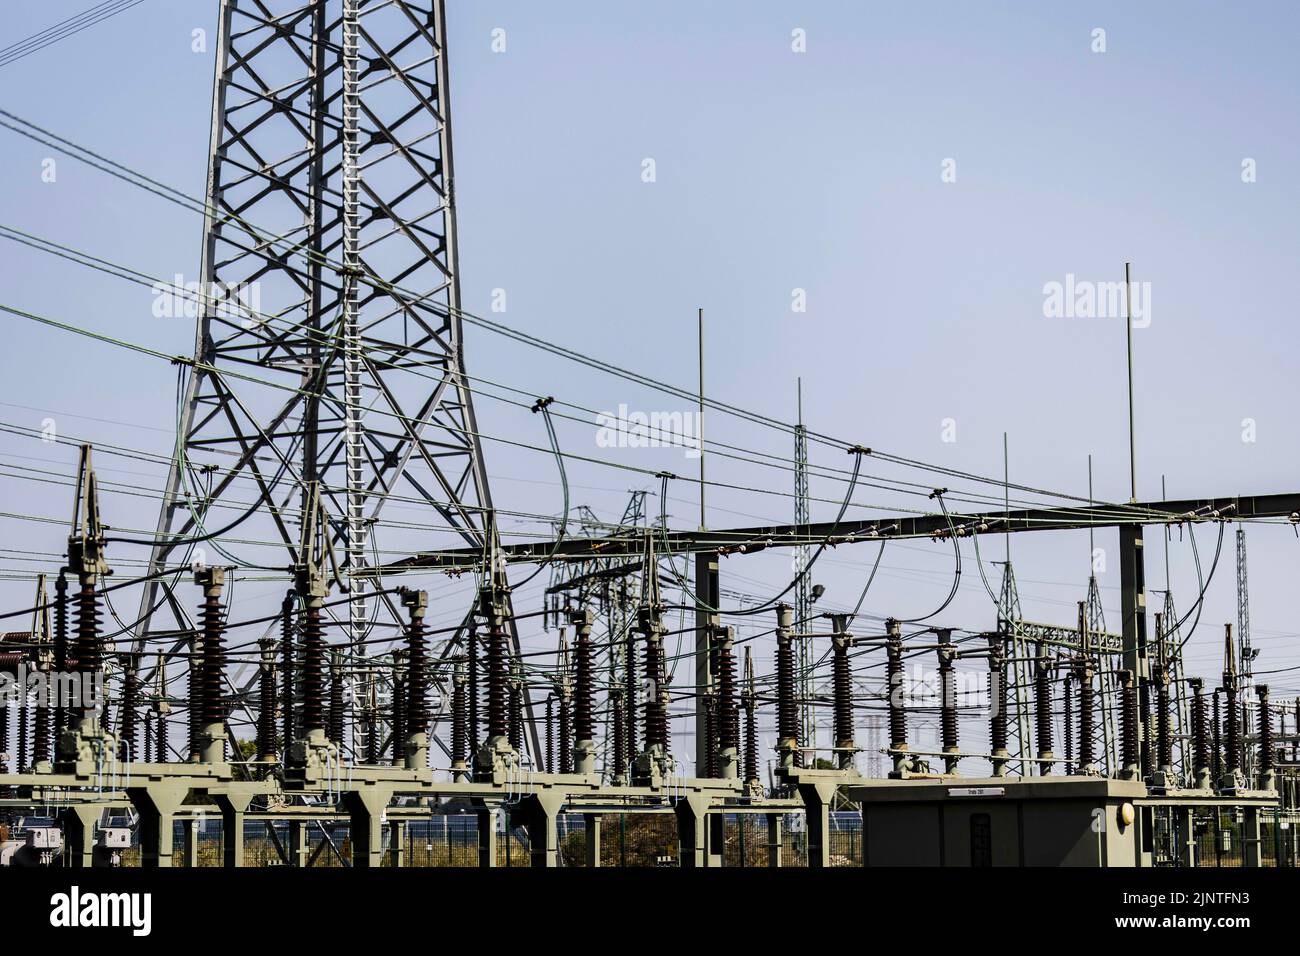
[387,492,1300,571]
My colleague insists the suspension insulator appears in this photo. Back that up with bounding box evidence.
[120,660,139,762]
[624,630,638,759]
[391,650,406,764]
[257,639,277,761]
[545,695,554,770]
[1077,662,1095,770]
[833,639,855,752]
[1120,669,1139,773]
[366,695,379,764]
[405,593,429,738]
[198,590,225,731]
[156,698,168,764]
[716,631,739,756]
[611,688,626,778]
[937,640,958,762]
[16,702,29,772]
[451,662,467,768]
[1224,681,1241,775]
[191,568,229,762]
[301,602,325,734]
[1155,668,1172,772]
[573,611,595,746]
[775,605,799,761]
[328,653,345,748]
[0,702,8,775]
[885,629,906,752]
[280,591,295,752]
[989,637,1008,760]
[702,695,717,777]
[33,672,50,767]
[643,621,668,752]
[1212,690,1222,781]
[1139,677,1154,779]
[1190,678,1209,779]
[53,572,69,742]
[558,687,571,772]
[1062,671,1074,775]
[1034,644,1053,771]
[1258,683,1274,774]
[74,581,101,722]
[485,622,508,740]
[661,689,672,755]
[509,681,525,754]
[744,693,758,783]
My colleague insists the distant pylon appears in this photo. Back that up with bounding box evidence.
[1236,526,1256,775]
[996,560,1032,775]
[793,379,815,761]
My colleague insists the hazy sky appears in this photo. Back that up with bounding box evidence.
[2,1,1298,772]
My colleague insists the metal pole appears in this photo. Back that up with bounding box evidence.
[1124,261,1136,502]
[1088,455,1095,557]
[698,307,705,530]
[1004,432,1010,561]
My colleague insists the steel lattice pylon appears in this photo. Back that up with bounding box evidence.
[132,0,532,758]
[995,561,1031,774]
[793,379,813,762]
[1235,526,1256,775]
[543,491,646,777]
[1157,588,1191,777]
[1085,571,1118,774]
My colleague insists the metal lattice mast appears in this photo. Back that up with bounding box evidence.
[864,713,883,778]
[543,490,646,776]
[1085,455,1117,774]
[1236,527,1254,691]
[793,378,814,759]
[1159,588,1190,775]
[1085,572,1117,774]
[997,561,1030,774]
[1235,526,1256,775]
[997,434,1032,774]
[1157,477,1190,778]
[133,0,524,755]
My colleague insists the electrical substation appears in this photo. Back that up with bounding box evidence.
[1,0,1298,876]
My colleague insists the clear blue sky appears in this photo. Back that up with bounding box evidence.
[1,1,1297,770]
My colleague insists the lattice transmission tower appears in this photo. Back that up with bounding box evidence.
[1236,525,1256,774]
[793,378,814,763]
[133,0,524,753]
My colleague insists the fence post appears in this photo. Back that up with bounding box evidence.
[1243,807,1261,867]
[1179,808,1196,867]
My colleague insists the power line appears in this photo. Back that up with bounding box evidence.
[0,0,145,70]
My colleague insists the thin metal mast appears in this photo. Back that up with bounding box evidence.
[698,307,705,531]
[1236,527,1253,691]
[794,378,813,759]
[1236,525,1255,774]
[1124,261,1137,502]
